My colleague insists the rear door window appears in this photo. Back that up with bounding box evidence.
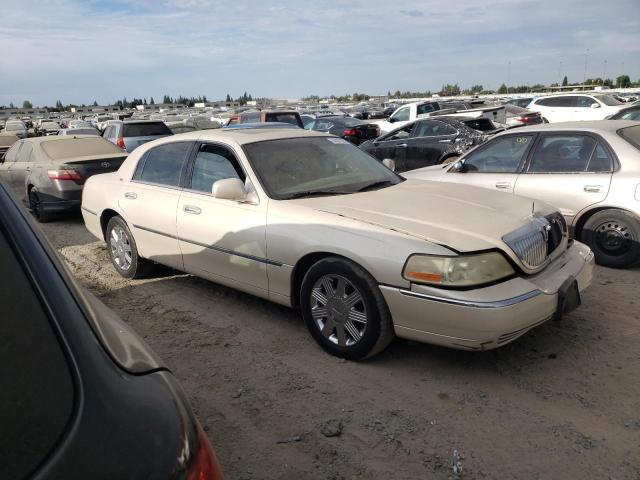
[527,135,597,173]
[417,103,437,115]
[136,142,192,187]
[123,122,171,137]
[0,231,74,479]
[463,134,534,173]
[16,142,34,162]
[240,112,260,123]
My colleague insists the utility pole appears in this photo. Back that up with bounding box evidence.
[507,61,511,94]
[583,48,590,84]
[602,59,607,85]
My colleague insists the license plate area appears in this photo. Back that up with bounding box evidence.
[554,277,581,321]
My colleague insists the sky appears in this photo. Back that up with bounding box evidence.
[0,0,639,106]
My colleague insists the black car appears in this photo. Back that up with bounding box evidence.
[359,116,495,172]
[0,180,224,480]
[607,105,640,121]
[305,115,380,145]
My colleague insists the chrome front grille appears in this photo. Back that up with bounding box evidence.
[502,213,567,270]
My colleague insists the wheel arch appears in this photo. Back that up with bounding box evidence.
[574,205,640,240]
[99,208,122,241]
[290,251,376,309]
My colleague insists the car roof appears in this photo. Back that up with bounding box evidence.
[505,120,638,133]
[195,127,329,145]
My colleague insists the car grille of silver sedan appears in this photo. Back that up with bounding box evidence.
[502,213,566,270]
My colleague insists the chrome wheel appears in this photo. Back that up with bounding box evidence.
[109,225,132,271]
[310,274,367,346]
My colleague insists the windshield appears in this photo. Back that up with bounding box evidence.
[594,94,623,106]
[243,136,402,199]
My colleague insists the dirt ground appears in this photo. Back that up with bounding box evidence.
[40,213,640,480]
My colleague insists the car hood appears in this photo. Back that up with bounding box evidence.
[294,179,548,254]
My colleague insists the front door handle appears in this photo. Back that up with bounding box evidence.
[495,182,511,189]
[124,192,137,199]
[396,143,408,148]
[183,205,202,215]
[438,139,452,143]
[584,185,603,193]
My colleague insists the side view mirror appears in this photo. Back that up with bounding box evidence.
[590,103,601,109]
[212,178,246,200]
[382,158,396,171]
[388,116,396,123]
[450,160,466,172]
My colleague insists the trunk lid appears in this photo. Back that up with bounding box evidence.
[60,153,127,182]
[354,124,380,140]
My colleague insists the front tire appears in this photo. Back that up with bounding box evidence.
[581,209,640,268]
[106,216,153,278]
[300,257,394,360]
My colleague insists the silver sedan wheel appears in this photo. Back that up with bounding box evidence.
[109,225,132,271]
[310,274,368,347]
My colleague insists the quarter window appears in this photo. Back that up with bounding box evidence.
[136,142,192,186]
[528,135,597,173]
[462,134,533,173]
[189,144,245,193]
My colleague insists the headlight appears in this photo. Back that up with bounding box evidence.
[403,252,515,287]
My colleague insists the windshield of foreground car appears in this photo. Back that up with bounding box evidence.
[594,94,623,106]
[243,136,403,199]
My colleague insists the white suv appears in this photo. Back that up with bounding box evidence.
[528,94,625,123]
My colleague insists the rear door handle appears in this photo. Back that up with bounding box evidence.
[495,182,511,189]
[124,192,137,199]
[396,143,408,148]
[183,205,202,215]
[584,185,602,193]
[438,139,452,143]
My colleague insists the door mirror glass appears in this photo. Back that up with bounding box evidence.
[382,158,396,171]
[212,178,246,200]
[450,160,465,172]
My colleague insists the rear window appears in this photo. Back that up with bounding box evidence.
[463,118,496,132]
[618,125,640,151]
[265,113,302,127]
[0,231,74,479]
[122,122,171,137]
[594,94,623,106]
[41,137,124,159]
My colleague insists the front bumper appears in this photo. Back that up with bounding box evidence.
[380,241,595,350]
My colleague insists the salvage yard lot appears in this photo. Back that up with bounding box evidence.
[43,215,639,479]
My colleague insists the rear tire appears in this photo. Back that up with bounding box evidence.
[581,209,640,268]
[106,216,153,278]
[300,256,394,360]
[28,188,52,223]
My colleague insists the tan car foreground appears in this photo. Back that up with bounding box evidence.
[81,128,594,359]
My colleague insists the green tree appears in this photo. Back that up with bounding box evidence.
[497,83,508,94]
[562,76,568,86]
[616,75,631,88]
[149,97,155,104]
[9,102,15,108]
[55,100,64,110]
[22,100,33,108]
[93,100,98,106]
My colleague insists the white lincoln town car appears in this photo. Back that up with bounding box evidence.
[81,129,594,359]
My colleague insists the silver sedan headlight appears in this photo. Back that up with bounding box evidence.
[403,252,515,287]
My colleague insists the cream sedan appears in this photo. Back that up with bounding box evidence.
[404,121,640,268]
[81,129,594,359]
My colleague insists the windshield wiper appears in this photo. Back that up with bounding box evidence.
[283,189,353,199]
[356,180,396,192]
